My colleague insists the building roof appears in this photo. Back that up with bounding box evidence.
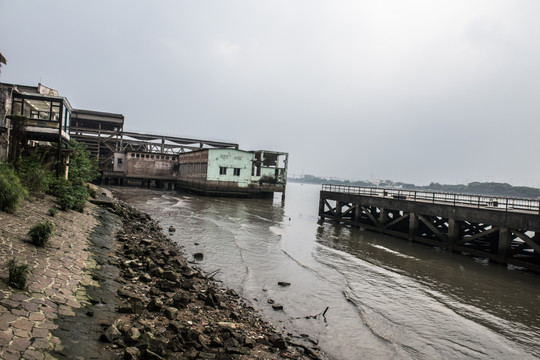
[1,82,72,110]
[72,108,124,120]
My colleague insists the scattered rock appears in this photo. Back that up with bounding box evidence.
[124,346,141,360]
[270,335,289,350]
[193,252,204,261]
[164,307,178,320]
[278,281,291,287]
[102,324,122,343]
[162,270,177,282]
[147,298,163,312]
[139,273,153,283]
[217,321,238,330]
[126,327,141,342]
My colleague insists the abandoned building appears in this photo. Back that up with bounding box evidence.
[0,82,288,197]
[0,82,72,176]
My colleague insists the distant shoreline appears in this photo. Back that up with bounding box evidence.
[288,177,540,199]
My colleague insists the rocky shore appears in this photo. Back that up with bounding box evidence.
[0,189,325,359]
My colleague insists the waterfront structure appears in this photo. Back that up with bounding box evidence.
[176,148,288,197]
[0,82,287,197]
[106,147,288,197]
[319,184,540,272]
[71,115,288,197]
[0,82,72,175]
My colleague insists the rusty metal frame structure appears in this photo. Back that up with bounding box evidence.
[98,131,239,173]
[70,107,239,173]
[119,131,239,155]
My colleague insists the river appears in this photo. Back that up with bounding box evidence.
[112,182,540,360]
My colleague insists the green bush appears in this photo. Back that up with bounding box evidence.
[68,140,99,185]
[28,220,55,246]
[7,258,29,289]
[55,181,89,212]
[48,207,58,217]
[0,162,28,213]
[16,152,54,193]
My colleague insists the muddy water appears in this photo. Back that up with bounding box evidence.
[112,183,540,360]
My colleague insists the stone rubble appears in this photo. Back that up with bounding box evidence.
[101,200,324,359]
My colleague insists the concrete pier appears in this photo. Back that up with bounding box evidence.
[319,184,540,272]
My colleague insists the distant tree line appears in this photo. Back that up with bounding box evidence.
[288,175,540,199]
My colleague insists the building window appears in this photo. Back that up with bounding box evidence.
[233,168,240,176]
[131,153,135,157]
[219,167,227,175]
[136,154,140,158]
[117,158,123,166]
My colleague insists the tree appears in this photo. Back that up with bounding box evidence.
[67,140,99,185]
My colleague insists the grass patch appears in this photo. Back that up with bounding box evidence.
[6,258,29,289]
[28,221,55,247]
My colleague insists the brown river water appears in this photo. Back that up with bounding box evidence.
[112,183,540,360]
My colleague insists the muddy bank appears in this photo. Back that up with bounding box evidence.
[50,205,122,359]
[90,194,325,359]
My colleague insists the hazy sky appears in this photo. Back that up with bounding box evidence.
[1,1,539,186]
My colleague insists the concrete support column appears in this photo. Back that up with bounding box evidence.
[318,197,325,219]
[447,218,459,251]
[354,204,361,227]
[335,201,342,222]
[498,227,511,263]
[409,213,418,240]
[379,208,388,227]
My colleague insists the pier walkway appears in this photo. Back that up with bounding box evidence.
[319,184,540,272]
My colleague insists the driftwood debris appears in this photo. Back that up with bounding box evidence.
[303,306,329,322]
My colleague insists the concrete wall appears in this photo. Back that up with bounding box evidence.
[206,148,254,188]
[178,150,209,180]
[114,152,126,172]
[125,151,178,179]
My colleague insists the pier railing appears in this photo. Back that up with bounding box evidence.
[321,184,540,214]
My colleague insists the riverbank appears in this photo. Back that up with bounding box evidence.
[0,188,323,359]
[0,193,104,359]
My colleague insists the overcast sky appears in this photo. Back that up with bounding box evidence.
[1,1,539,186]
